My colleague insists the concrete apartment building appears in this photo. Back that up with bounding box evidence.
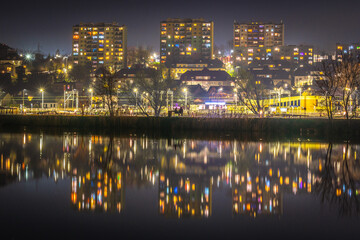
[160,18,214,64]
[72,22,127,71]
[233,21,284,48]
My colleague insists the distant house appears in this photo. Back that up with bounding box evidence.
[294,65,321,87]
[167,59,225,80]
[115,66,156,83]
[0,43,23,78]
[207,86,235,103]
[185,85,208,104]
[250,67,291,86]
[181,68,234,91]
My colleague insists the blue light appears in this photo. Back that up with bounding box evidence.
[266,180,270,187]
[205,102,226,105]
[205,187,209,195]
[174,187,178,194]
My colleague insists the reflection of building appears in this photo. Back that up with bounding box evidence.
[2,132,360,217]
[159,172,211,218]
[231,141,320,217]
[71,168,125,213]
[72,22,127,71]
[232,170,283,217]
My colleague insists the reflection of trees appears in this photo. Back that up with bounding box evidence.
[315,142,360,216]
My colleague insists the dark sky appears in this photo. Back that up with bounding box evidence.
[1,0,359,55]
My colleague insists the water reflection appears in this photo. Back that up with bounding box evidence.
[0,132,360,217]
[314,142,360,215]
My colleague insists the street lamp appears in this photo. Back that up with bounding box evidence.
[183,88,188,109]
[22,89,26,112]
[40,88,44,109]
[233,88,238,105]
[297,87,302,115]
[133,88,138,107]
[89,88,93,111]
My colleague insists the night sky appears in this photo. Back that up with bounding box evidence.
[1,0,359,55]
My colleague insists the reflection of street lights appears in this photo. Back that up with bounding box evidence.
[89,88,93,110]
[183,88,188,109]
[40,88,44,109]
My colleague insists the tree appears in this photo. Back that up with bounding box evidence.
[234,68,268,116]
[127,46,152,67]
[337,57,360,119]
[124,66,175,117]
[315,60,340,120]
[69,63,92,86]
[94,67,119,117]
[315,57,360,119]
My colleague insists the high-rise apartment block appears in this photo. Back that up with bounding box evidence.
[72,22,127,71]
[160,18,214,64]
[233,21,284,49]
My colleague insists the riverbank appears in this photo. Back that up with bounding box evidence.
[0,114,360,141]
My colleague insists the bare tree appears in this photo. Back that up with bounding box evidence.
[94,67,119,117]
[234,69,268,116]
[127,46,152,67]
[123,66,174,117]
[316,57,360,119]
[315,60,340,119]
[337,57,360,119]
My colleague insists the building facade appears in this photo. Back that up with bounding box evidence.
[168,59,224,80]
[335,43,360,62]
[160,18,214,64]
[72,22,127,71]
[181,68,233,91]
[234,21,284,49]
[235,45,314,65]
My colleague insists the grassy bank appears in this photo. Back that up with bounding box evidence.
[0,114,360,141]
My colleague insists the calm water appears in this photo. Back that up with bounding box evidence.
[0,132,359,239]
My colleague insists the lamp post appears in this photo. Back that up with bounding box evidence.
[233,88,238,105]
[22,89,26,112]
[183,88,188,109]
[40,88,44,109]
[298,87,302,115]
[89,88,93,111]
[133,88,138,107]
